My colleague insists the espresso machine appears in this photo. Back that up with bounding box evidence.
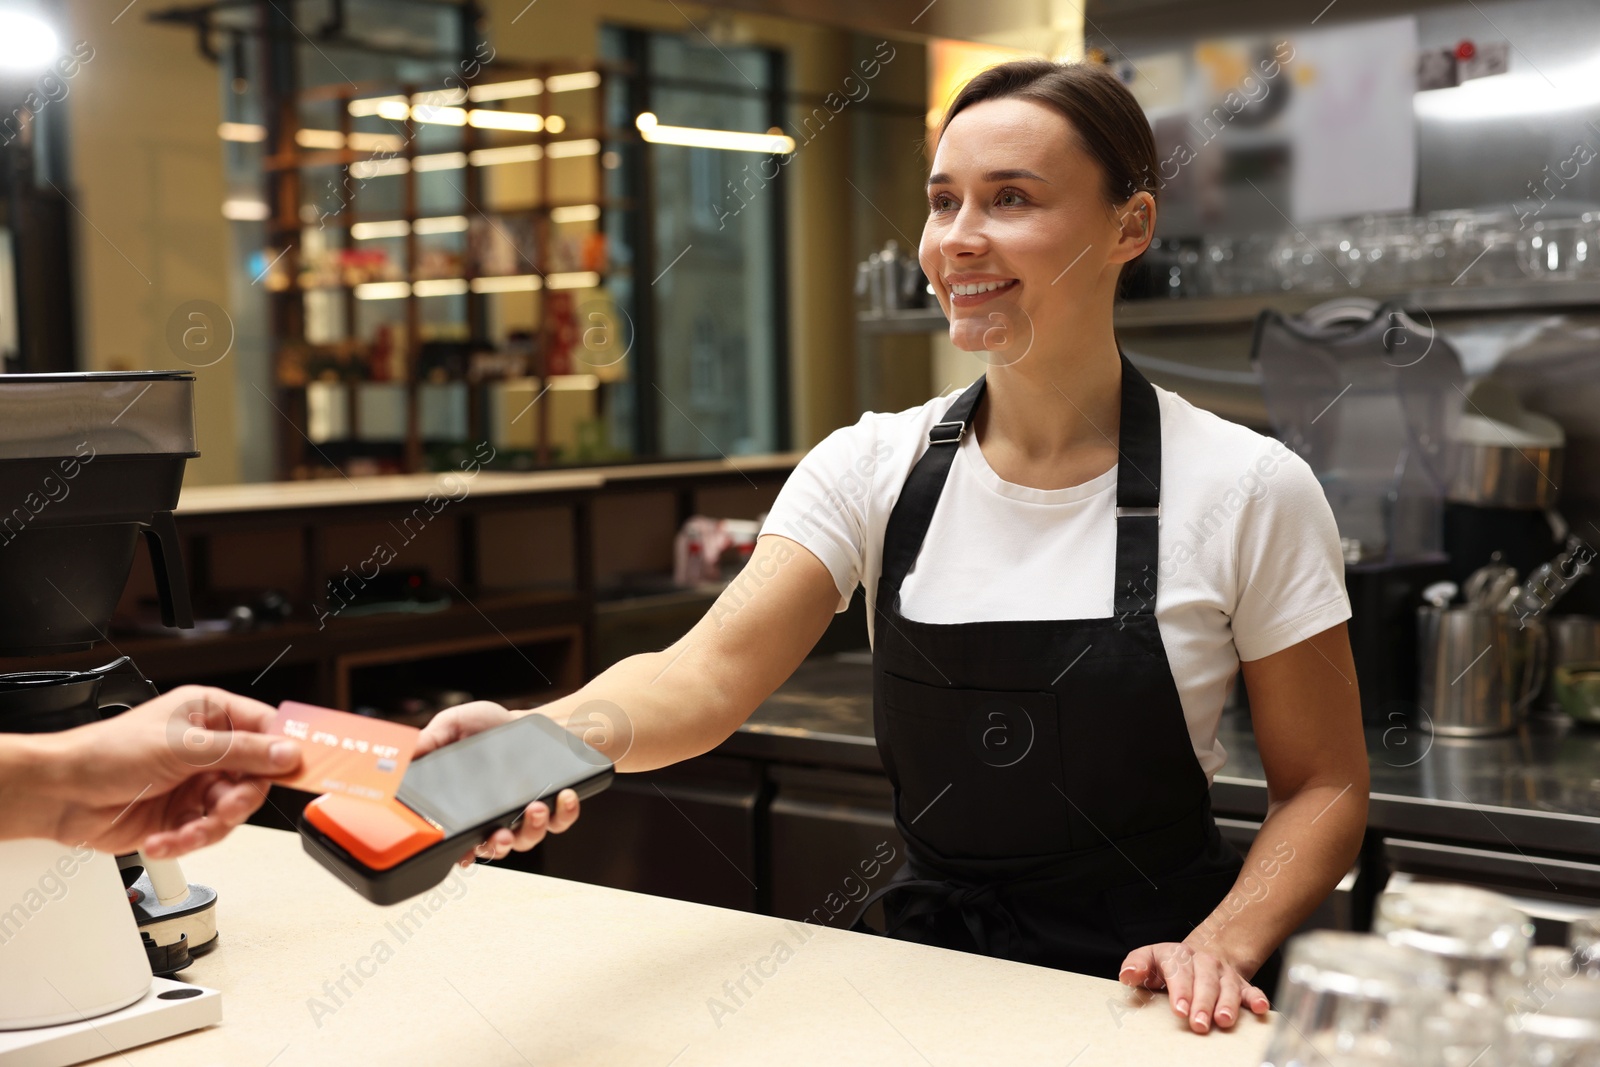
[0,371,223,1065]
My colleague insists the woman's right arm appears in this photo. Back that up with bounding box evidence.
[416,533,844,859]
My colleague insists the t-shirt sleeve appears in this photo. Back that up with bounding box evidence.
[760,416,886,612]
[1230,446,1352,661]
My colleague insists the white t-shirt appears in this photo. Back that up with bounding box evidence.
[760,380,1352,782]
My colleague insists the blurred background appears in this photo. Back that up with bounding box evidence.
[1,0,1593,486]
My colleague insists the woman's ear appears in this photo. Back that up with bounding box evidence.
[1111,192,1155,263]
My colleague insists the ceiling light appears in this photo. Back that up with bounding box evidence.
[545,115,567,134]
[546,271,600,289]
[355,281,411,300]
[471,274,542,293]
[218,122,267,143]
[412,104,468,126]
[221,198,270,221]
[413,278,469,297]
[413,215,469,234]
[350,220,410,240]
[545,71,601,93]
[413,152,467,172]
[546,138,600,159]
[468,109,543,132]
[469,78,543,102]
[469,144,543,166]
[634,112,793,154]
[296,129,345,150]
[350,157,410,179]
[0,12,58,72]
[348,95,407,118]
[550,204,601,223]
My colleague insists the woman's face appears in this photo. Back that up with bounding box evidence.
[920,96,1147,360]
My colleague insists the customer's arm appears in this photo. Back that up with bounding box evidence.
[0,686,302,857]
[417,534,842,859]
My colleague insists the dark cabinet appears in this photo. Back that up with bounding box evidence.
[538,755,764,913]
[767,766,905,930]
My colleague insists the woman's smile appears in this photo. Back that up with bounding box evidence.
[946,275,1020,307]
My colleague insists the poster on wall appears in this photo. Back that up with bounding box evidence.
[1284,15,1419,221]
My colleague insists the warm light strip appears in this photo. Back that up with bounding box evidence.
[549,204,601,223]
[412,88,467,108]
[411,104,468,126]
[545,71,601,93]
[471,274,542,293]
[469,78,542,102]
[413,152,467,172]
[296,128,345,150]
[467,109,543,132]
[221,198,269,221]
[635,112,793,154]
[469,144,542,166]
[348,131,405,152]
[545,138,600,159]
[348,95,407,117]
[218,122,266,142]
[354,281,411,300]
[546,271,600,289]
[413,278,469,297]
[350,157,410,179]
[413,215,469,234]
[550,374,601,390]
[350,220,410,240]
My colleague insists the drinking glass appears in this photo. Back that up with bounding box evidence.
[1260,931,1448,1067]
[1374,882,1533,1067]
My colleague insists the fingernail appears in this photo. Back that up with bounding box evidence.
[1119,965,1137,976]
[270,740,298,765]
[532,807,548,826]
[1175,998,1188,1014]
[1193,1011,1208,1031]
[1216,1011,1232,1025]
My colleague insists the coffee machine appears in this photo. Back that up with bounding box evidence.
[0,371,223,1065]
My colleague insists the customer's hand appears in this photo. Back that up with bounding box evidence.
[16,685,302,858]
[416,700,583,866]
[1119,939,1271,1034]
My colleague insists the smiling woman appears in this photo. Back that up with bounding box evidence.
[417,57,1368,1045]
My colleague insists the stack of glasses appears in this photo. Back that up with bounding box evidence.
[1260,884,1600,1066]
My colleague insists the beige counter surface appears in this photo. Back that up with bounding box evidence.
[99,825,1274,1066]
[176,454,806,516]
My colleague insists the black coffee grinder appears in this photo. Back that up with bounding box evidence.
[0,372,225,1058]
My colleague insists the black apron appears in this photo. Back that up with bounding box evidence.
[851,354,1281,993]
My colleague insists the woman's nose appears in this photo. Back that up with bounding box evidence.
[940,201,988,258]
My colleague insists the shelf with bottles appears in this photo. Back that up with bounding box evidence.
[247,53,635,477]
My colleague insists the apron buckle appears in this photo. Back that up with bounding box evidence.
[929,420,966,445]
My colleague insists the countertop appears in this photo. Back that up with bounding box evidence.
[176,454,804,516]
[99,825,1272,1066]
[728,655,1600,861]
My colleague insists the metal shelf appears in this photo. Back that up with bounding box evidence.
[856,278,1600,336]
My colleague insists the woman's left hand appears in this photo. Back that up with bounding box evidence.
[1118,940,1271,1034]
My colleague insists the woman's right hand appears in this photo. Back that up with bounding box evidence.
[415,700,583,867]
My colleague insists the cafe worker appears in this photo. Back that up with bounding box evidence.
[420,58,1369,1037]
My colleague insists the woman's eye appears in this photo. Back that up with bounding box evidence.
[929,193,954,212]
[997,189,1028,207]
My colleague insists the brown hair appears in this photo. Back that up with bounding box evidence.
[939,60,1158,291]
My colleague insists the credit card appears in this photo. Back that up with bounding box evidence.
[270,701,420,802]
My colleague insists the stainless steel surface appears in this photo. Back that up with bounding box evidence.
[1445,440,1563,508]
[1418,605,1547,736]
[0,372,197,458]
[1548,615,1600,712]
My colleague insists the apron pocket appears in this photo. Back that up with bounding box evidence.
[881,672,1079,859]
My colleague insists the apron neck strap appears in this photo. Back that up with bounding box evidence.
[877,354,1164,619]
